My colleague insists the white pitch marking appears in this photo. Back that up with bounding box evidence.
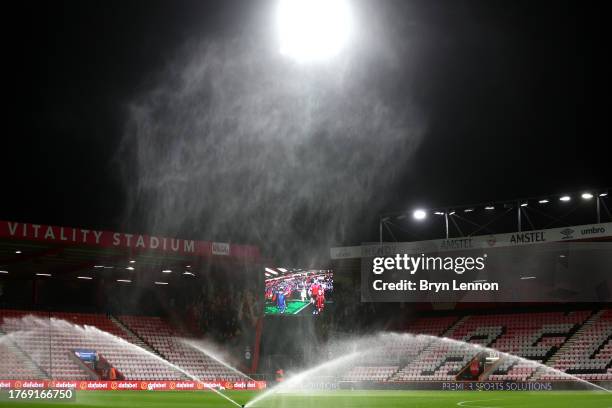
[457,399,502,408]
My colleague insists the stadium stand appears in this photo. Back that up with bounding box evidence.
[2,308,610,382]
[117,315,244,381]
[0,310,185,380]
[536,309,612,381]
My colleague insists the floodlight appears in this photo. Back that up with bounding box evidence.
[581,193,593,200]
[559,195,571,202]
[520,203,528,207]
[265,268,279,275]
[600,192,608,197]
[413,209,427,220]
[485,206,495,210]
[277,0,353,62]
[538,199,549,204]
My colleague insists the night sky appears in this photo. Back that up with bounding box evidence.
[3,0,610,253]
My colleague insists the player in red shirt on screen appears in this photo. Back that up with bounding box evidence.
[315,291,325,315]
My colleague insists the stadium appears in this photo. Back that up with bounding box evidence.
[2,0,611,407]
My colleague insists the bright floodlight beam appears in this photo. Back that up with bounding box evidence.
[277,0,353,62]
[413,209,427,221]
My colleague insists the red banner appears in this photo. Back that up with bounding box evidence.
[0,220,259,260]
[0,380,267,391]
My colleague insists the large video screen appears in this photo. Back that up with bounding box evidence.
[264,269,333,316]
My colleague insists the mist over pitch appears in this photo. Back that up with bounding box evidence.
[119,3,426,263]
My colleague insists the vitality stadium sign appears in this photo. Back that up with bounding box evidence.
[0,220,259,260]
[330,222,612,259]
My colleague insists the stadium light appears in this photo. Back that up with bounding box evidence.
[117,279,131,283]
[464,208,474,213]
[413,209,427,220]
[538,199,549,204]
[129,260,136,264]
[449,211,456,215]
[559,195,571,202]
[581,193,593,200]
[185,265,191,268]
[154,281,168,285]
[36,273,52,277]
[520,203,528,207]
[434,211,444,216]
[485,205,495,210]
[265,268,279,275]
[183,271,195,276]
[77,276,93,280]
[276,0,353,63]
[600,192,608,197]
[162,269,172,273]
[0,270,8,274]
[94,265,104,268]
[15,250,21,254]
[126,266,135,271]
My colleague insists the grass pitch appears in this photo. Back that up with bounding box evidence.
[1,390,610,408]
[264,300,310,315]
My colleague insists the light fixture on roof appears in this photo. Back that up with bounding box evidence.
[94,265,104,268]
[117,279,131,283]
[126,266,135,271]
[15,250,22,254]
[77,276,93,280]
[36,273,52,277]
[154,281,168,285]
[162,269,172,273]
[600,192,608,197]
[434,211,445,216]
[265,268,279,275]
[129,260,136,264]
[449,211,456,215]
[186,265,191,268]
[0,270,8,274]
[413,209,427,220]
[538,199,549,204]
[464,208,474,213]
[581,192,593,200]
[520,202,528,207]
[559,195,571,202]
[484,205,495,210]
[277,0,353,63]
[183,271,195,276]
